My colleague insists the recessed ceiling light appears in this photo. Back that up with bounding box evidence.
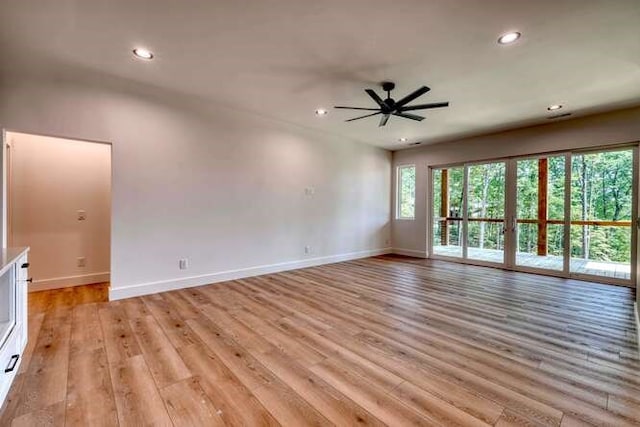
[315,109,328,116]
[398,137,408,143]
[132,48,154,60]
[497,32,521,45]
[547,104,563,111]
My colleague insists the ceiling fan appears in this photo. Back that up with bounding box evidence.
[335,82,449,127]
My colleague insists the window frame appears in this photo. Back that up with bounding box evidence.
[396,164,416,220]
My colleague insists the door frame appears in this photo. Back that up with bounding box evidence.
[506,152,571,277]
[2,129,114,291]
[429,159,508,269]
[563,145,638,287]
[427,143,639,287]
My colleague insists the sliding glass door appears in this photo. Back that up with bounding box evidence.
[466,162,506,264]
[429,146,637,285]
[432,167,464,258]
[514,155,566,272]
[432,161,506,267]
[569,149,634,280]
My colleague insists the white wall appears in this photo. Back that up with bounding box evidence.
[8,132,111,290]
[0,71,392,299]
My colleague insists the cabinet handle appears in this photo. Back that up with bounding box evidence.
[5,355,19,373]
[21,263,29,269]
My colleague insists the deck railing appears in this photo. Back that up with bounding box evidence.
[434,217,631,256]
[435,217,631,227]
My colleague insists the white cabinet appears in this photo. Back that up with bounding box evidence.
[0,249,29,407]
[16,254,28,350]
[0,324,19,406]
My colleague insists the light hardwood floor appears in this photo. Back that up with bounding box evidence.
[1,255,639,426]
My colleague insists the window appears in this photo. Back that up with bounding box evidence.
[427,146,636,284]
[397,165,416,219]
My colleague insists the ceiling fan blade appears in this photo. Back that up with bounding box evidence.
[399,102,450,112]
[365,89,385,107]
[334,106,380,111]
[345,112,381,122]
[394,86,431,108]
[379,114,390,127]
[393,112,425,121]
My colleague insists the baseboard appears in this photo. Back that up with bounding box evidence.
[109,248,392,300]
[392,248,428,258]
[29,272,110,292]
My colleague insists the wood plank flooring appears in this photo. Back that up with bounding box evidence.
[1,255,639,426]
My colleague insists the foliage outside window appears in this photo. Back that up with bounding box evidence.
[397,165,416,219]
[570,150,632,263]
[431,149,633,266]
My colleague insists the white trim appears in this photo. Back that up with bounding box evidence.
[426,165,433,258]
[462,164,469,259]
[632,146,639,285]
[635,302,639,348]
[2,129,8,248]
[29,272,110,292]
[504,159,517,269]
[392,248,428,258]
[109,248,392,301]
[563,152,572,275]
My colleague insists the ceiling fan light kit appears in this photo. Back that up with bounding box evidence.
[334,81,449,127]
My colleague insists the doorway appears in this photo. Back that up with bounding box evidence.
[430,146,637,286]
[5,132,111,291]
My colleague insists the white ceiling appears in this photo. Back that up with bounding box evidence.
[1,0,639,150]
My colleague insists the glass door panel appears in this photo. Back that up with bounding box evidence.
[570,149,633,280]
[515,156,565,271]
[432,167,464,258]
[429,146,636,285]
[0,265,15,348]
[466,162,506,264]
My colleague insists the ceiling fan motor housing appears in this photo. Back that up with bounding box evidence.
[381,82,396,112]
[381,81,396,92]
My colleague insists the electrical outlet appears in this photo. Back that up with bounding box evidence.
[304,246,311,254]
[77,210,87,221]
[77,257,86,268]
[179,259,189,270]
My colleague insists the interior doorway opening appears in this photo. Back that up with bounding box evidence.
[5,131,112,291]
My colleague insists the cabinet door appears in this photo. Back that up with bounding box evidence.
[16,254,28,351]
[0,316,19,406]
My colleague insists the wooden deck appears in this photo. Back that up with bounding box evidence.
[433,245,631,280]
[1,256,639,426]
